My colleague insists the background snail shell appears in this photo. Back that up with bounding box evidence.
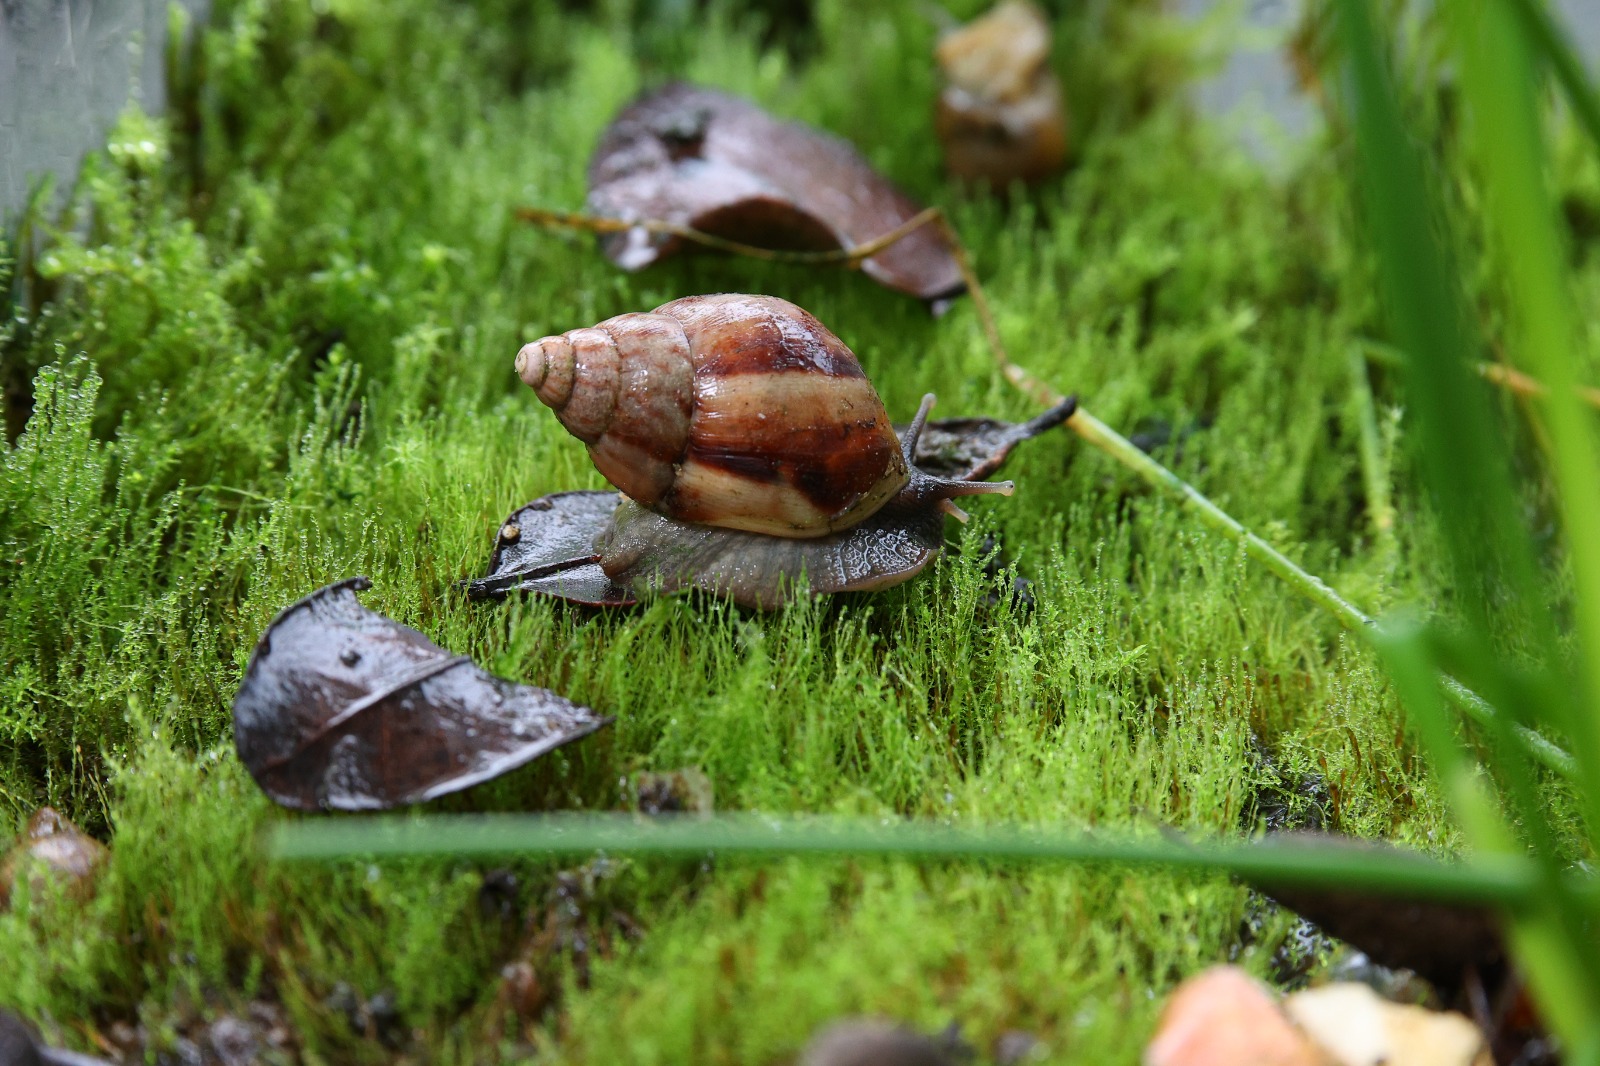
[934,1,1069,187]
[516,294,910,539]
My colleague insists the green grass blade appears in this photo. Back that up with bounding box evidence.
[267,813,1539,907]
[1332,0,1546,636]
[1506,0,1600,157]
[1455,0,1600,808]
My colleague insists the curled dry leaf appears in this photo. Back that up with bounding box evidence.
[232,578,609,811]
[0,807,109,909]
[935,1,1069,186]
[464,400,1075,609]
[587,83,965,305]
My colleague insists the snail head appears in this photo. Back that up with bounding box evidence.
[896,393,1020,522]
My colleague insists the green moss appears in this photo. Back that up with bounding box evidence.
[0,0,1586,1061]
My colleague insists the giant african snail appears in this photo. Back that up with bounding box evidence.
[515,293,1014,547]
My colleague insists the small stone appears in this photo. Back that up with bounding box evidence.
[206,1016,258,1066]
[1145,966,1330,1066]
[500,523,521,543]
[1,807,109,909]
[0,1011,43,1066]
[1284,983,1491,1066]
[800,1019,971,1066]
[995,1029,1045,1064]
[635,768,714,815]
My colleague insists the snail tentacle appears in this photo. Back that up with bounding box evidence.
[894,393,1016,514]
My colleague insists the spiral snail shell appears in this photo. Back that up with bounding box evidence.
[516,294,1012,541]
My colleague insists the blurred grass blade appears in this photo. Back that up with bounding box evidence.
[1452,0,1600,805]
[1338,0,1600,1043]
[1371,615,1482,816]
[268,813,1538,907]
[1506,0,1600,156]
[1332,0,1546,638]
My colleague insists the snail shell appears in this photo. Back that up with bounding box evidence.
[934,0,1068,187]
[515,294,910,539]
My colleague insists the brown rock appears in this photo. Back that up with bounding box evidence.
[1284,983,1493,1066]
[0,807,108,909]
[1145,966,1331,1066]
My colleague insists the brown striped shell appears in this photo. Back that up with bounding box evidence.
[515,294,910,539]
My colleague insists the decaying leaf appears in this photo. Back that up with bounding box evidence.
[232,578,609,810]
[586,83,965,305]
[465,404,1074,607]
[1249,835,1504,989]
[900,396,1077,481]
[464,492,636,607]
[0,807,109,909]
[1145,967,1331,1066]
[935,1,1069,186]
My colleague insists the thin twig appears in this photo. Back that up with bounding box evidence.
[1363,339,1600,412]
[937,227,1578,776]
[1481,361,1600,411]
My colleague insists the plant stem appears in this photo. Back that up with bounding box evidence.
[1349,344,1398,549]
[991,350,1578,775]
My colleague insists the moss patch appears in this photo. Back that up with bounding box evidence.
[2,0,1590,1061]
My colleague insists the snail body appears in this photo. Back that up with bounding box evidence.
[514,294,1024,606]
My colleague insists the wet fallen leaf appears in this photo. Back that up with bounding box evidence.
[1284,983,1492,1066]
[463,492,635,606]
[935,1,1069,186]
[899,397,1077,481]
[0,807,108,909]
[1260,885,1503,991]
[1145,967,1331,1066]
[799,1020,974,1066]
[232,578,609,810]
[586,83,965,305]
[1250,835,1504,990]
[465,404,1075,607]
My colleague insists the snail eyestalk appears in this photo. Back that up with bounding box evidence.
[898,392,1016,511]
[939,499,972,523]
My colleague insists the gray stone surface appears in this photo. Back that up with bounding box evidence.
[1,0,208,223]
[1181,0,1600,169]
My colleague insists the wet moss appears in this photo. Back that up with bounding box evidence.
[0,0,1593,1061]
